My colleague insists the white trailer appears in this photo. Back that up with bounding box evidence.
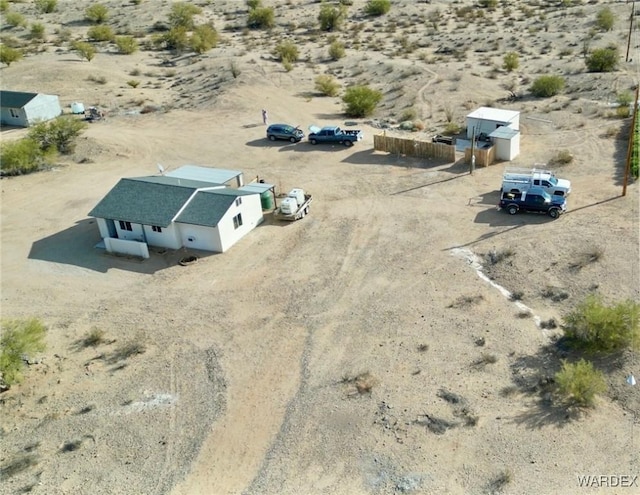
[274,188,313,221]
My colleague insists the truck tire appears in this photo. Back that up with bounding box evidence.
[344,140,353,147]
[507,205,518,215]
[269,135,276,141]
[548,208,560,219]
[310,139,317,145]
[304,206,309,215]
[290,136,297,143]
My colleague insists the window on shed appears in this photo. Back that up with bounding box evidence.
[10,109,19,118]
[152,226,162,233]
[233,213,243,229]
[235,197,242,207]
[119,220,133,231]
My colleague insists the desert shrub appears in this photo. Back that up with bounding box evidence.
[0,45,23,66]
[190,23,218,53]
[315,74,340,96]
[0,0,7,12]
[479,0,498,8]
[71,40,96,61]
[0,318,47,389]
[0,138,52,176]
[318,2,348,32]
[87,74,106,84]
[549,149,574,166]
[274,40,298,62]
[28,116,87,154]
[35,0,57,13]
[488,469,514,492]
[328,40,345,60]
[586,45,619,72]
[617,91,633,108]
[115,35,138,54]
[127,79,140,88]
[555,359,606,407]
[29,23,46,40]
[444,122,461,135]
[247,6,274,29]
[5,11,27,28]
[342,85,382,117]
[87,25,114,42]
[246,0,261,9]
[400,108,417,121]
[162,26,188,52]
[503,51,519,72]
[595,7,615,32]
[230,60,241,78]
[530,75,565,97]
[82,328,105,347]
[168,2,201,29]
[562,295,640,353]
[85,4,109,24]
[364,0,390,16]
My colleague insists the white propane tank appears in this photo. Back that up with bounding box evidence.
[288,188,305,206]
[71,102,85,114]
[280,197,298,215]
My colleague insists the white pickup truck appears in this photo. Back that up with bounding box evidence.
[501,167,571,197]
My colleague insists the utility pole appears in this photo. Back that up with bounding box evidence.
[623,85,639,196]
[470,128,475,175]
[627,1,635,63]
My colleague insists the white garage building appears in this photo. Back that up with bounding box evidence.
[466,107,521,161]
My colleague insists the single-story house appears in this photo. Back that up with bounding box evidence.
[0,90,62,127]
[466,106,520,161]
[88,166,265,258]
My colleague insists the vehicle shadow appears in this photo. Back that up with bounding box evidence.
[245,138,299,148]
[473,204,561,227]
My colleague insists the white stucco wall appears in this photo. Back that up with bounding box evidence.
[179,223,223,252]
[143,223,181,250]
[217,194,264,252]
[104,238,150,258]
[115,222,145,242]
[494,134,520,161]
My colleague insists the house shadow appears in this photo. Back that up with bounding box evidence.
[28,219,215,274]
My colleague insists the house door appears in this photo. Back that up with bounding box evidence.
[106,219,117,238]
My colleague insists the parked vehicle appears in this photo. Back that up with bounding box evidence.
[266,124,304,143]
[274,188,313,221]
[432,134,454,145]
[498,187,566,219]
[501,166,571,197]
[308,126,363,146]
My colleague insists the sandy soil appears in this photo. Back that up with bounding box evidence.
[1,1,639,494]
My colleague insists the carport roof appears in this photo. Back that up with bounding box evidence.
[165,165,242,185]
[489,127,519,139]
[467,107,519,122]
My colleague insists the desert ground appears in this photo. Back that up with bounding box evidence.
[1,1,640,494]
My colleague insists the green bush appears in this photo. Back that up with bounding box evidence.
[5,11,27,28]
[247,6,274,29]
[274,40,298,62]
[115,35,138,54]
[162,26,188,52]
[0,318,47,389]
[85,4,109,23]
[318,2,347,32]
[28,117,88,155]
[29,23,46,40]
[35,0,57,13]
[0,138,52,176]
[72,41,96,61]
[530,75,565,97]
[190,24,218,54]
[595,7,615,32]
[87,25,114,42]
[0,45,23,66]
[342,85,382,117]
[0,0,8,13]
[246,0,261,9]
[562,295,640,353]
[364,0,390,16]
[168,2,202,29]
[503,51,519,72]
[555,359,607,408]
[586,45,619,72]
[328,40,345,60]
[127,79,140,88]
[315,74,340,96]
[478,0,498,8]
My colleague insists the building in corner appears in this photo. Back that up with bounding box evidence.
[0,90,62,127]
[88,166,267,258]
[466,106,520,161]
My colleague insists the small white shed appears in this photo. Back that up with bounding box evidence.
[466,107,520,140]
[0,90,62,127]
[489,126,520,161]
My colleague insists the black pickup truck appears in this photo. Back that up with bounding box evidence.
[498,187,567,219]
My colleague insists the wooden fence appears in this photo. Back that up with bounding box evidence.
[373,133,456,162]
[464,145,496,168]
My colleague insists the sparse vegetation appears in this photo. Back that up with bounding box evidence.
[116,35,138,54]
[364,0,391,16]
[5,11,27,28]
[274,40,298,63]
[585,45,619,72]
[0,45,23,66]
[109,340,146,363]
[486,247,514,265]
[555,359,607,407]
[0,454,39,479]
[72,40,96,61]
[530,75,565,97]
[328,40,345,60]
[82,327,106,348]
[0,0,8,12]
[127,79,140,88]
[0,138,53,176]
[569,247,604,271]
[87,24,115,42]
[0,318,47,390]
[318,2,347,32]
[85,4,109,24]
[168,2,201,29]
[549,149,574,166]
[190,24,218,54]
[315,74,340,96]
[35,0,57,13]
[29,22,46,40]
[488,468,514,493]
[230,60,241,78]
[247,6,275,29]
[595,7,615,32]
[503,51,519,72]
[28,116,88,154]
[342,85,382,117]
[562,295,640,353]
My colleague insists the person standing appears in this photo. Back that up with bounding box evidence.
[262,109,268,125]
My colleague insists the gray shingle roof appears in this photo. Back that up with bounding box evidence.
[88,175,258,228]
[0,90,38,108]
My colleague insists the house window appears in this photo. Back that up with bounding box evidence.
[10,109,19,118]
[152,226,162,233]
[119,220,132,231]
[233,213,243,229]
[235,197,242,207]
